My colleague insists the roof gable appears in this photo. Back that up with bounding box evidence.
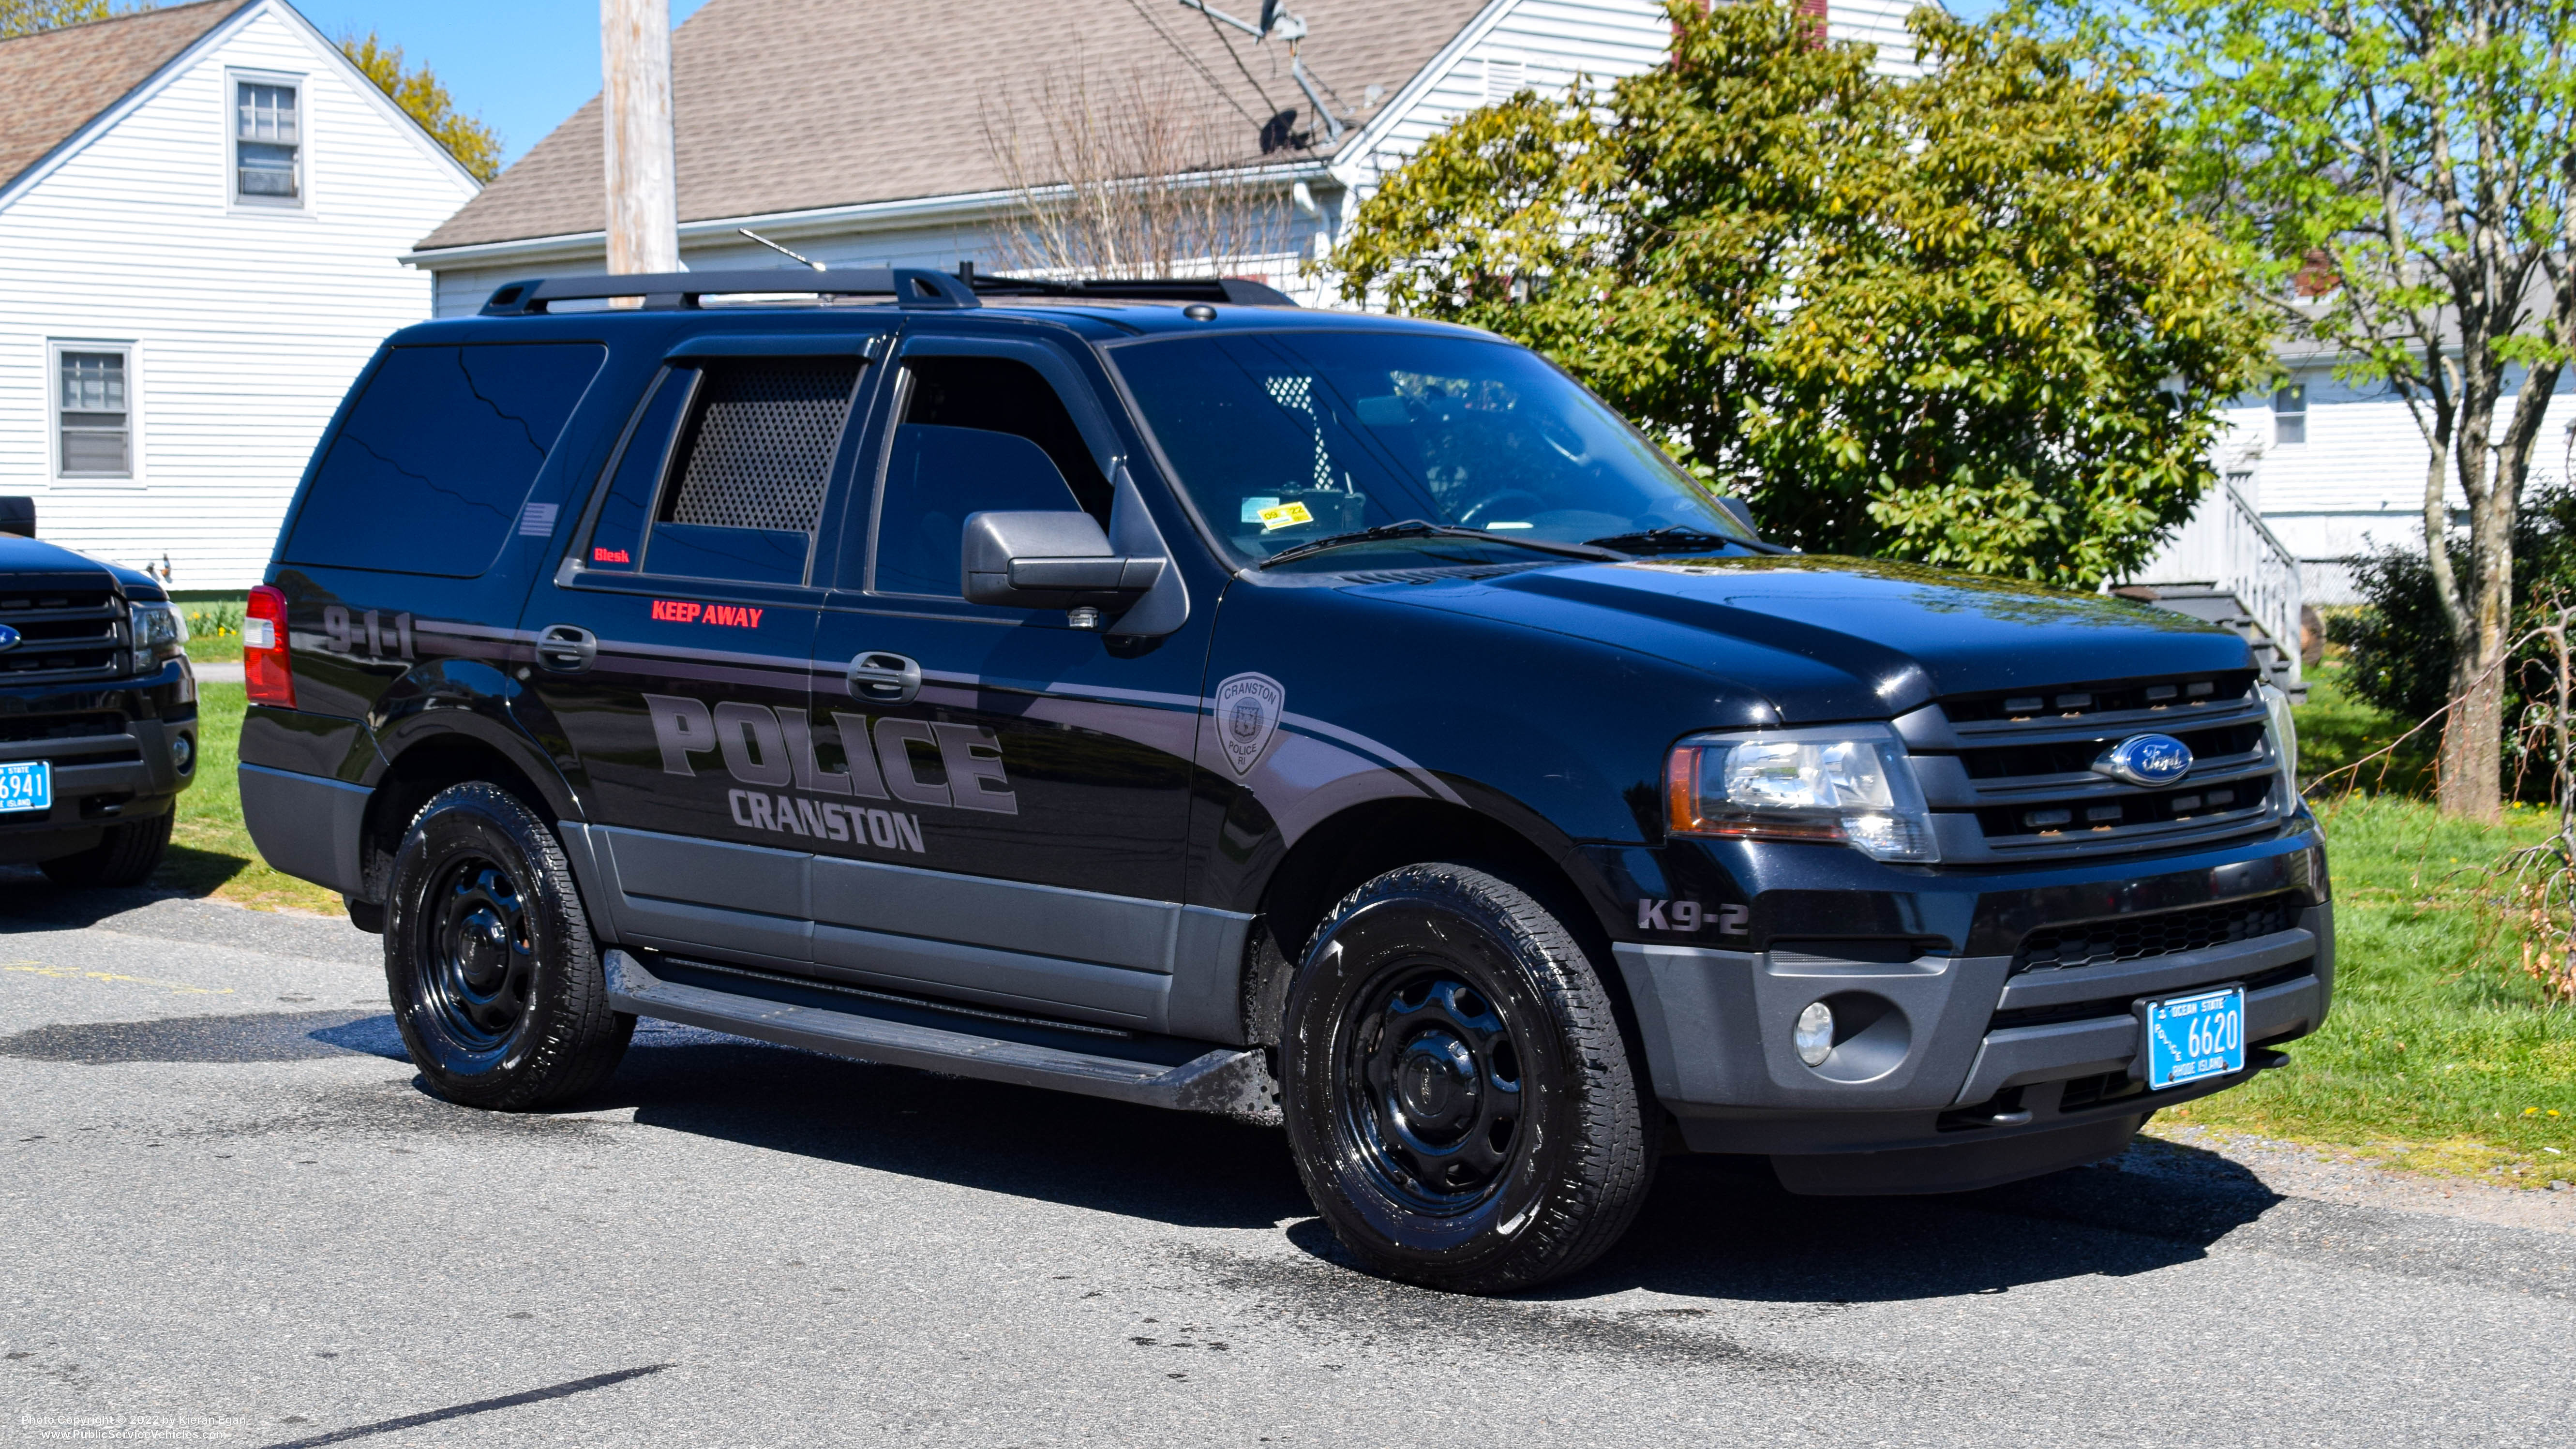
[0,0,257,194]
[418,0,1489,253]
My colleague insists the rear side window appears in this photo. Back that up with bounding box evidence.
[584,357,861,586]
[285,344,605,577]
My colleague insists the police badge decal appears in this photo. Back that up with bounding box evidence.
[1213,672,1285,777]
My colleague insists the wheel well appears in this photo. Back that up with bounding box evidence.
[1244,798,1612,1045]
[356,735,556,905]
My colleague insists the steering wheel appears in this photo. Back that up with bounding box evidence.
[1456,490,1550,529]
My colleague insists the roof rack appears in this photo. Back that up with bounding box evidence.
[479,265,1298,317]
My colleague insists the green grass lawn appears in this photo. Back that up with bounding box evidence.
[178,598,247,664]
[159,680,344,915]
[2159,793,2576,1179]
[2148,654,2576,1180]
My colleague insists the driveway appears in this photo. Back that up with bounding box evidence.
[3,885,2567,1446]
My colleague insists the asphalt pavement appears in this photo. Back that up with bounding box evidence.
[3,883,2568,1447]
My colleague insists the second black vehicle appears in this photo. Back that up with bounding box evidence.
[239,268,2330,1293]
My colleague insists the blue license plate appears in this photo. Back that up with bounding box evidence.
[2142,985,2245,1089]
[0,760,51,814]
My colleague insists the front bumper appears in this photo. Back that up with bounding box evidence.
[0,658,199,862]
[1606,821,2331,1192]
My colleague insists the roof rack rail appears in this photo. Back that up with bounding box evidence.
[963,273,1300,307]
[480,267,978,316]
[479,265,1299,317]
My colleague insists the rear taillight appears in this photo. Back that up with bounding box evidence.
[244,584,294,707]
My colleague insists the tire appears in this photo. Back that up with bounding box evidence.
[39,813,172,888]
[1280,863,1655,1294]
[383,782,631,1110]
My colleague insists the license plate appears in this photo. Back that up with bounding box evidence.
[2141,985,2245,1090]
[0,760,51,814]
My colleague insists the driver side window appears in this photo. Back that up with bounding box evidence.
[869,355,1107,598]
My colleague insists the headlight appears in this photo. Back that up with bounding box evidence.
[131,601,186,662]
[2260,682,2299,802]
[1664,726,1940,862]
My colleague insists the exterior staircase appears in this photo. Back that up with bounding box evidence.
[2116,477,2306,698]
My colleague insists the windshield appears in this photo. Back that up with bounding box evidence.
[1108,330,1755,566]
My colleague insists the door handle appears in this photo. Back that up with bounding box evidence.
[535,624,597,673]
[848,650,921,704]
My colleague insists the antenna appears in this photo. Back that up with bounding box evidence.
[1176,0,1344,142]
[736,227,826,271]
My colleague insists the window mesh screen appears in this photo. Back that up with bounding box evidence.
[663,359,860,534]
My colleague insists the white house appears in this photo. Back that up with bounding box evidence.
[2217,344,2576,604]
[0,0,480,591]
[407,0,1925,314]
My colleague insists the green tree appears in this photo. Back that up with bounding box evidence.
[1330,0,2272,589]
[339,30,502,182]
[0,1,130,36]
[2133,0,2576,821]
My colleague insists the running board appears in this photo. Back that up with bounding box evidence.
[603,950,1278,1123]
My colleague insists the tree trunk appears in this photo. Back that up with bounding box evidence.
[2438,574,2509,822]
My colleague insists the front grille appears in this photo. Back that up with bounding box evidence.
[2016,893,2303,972]
[1911,668,2284,862]
[0,712,125,744]
[1988,959,2313,1032]
[0,586,124,682]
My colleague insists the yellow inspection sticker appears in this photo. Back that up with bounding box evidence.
[1258,501,1315,531]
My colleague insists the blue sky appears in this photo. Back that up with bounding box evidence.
[291,0,714,168]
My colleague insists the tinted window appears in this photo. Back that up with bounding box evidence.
[286,344,605,577]
[902,356,1109,518]
[582,357,861,587]
[583,370,690,571]
[875,425,1085,597]
[869,356,1098,598]
[1109,331,1753,565]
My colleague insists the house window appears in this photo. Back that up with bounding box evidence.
[2273,384,2306,446]
[55,347,133,478]
[233,78,300,204]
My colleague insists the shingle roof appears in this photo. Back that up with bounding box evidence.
[0,0,256,194]
[416,0,1489,254]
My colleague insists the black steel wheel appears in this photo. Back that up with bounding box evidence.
[1341,969,1528,1213]
[418,854,537,1059]
[1281,863,1653,1294]
[385,782,631,1109]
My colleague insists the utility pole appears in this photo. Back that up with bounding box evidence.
[601,0,678,277]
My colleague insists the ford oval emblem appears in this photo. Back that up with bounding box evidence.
[2097,733,2194,787]
[0,625,18,652]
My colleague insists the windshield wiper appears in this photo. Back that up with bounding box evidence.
[1582,525,1749,555]
[1257,520,1619,570]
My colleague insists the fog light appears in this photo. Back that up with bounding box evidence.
[1794,1001,1835,1067]
[170,733,194,774]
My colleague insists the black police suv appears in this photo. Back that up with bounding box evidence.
[239,268,2330,1293]
[0,498,198,885]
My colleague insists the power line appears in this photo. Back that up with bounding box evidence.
[1195,6,1287,121]
[1117,0,1267,132]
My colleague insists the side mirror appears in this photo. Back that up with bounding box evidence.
[0,497,32,538]
[961,510,1166,613]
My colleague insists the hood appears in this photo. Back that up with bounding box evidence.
[0,531,122,584]
[1387,555,2256,723]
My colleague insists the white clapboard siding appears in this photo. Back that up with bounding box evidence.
[0,1,479,591]
[1333,0,1926,192]
[2209,364,2576,604]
